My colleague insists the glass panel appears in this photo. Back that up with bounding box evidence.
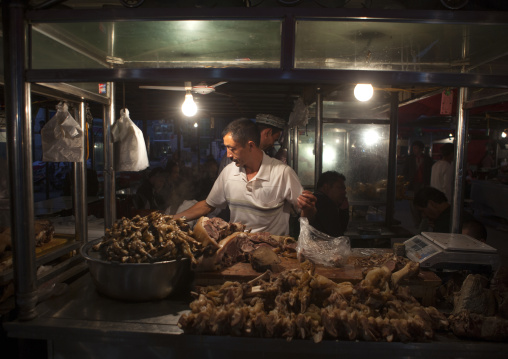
[295,20,508,75]
[297,118,315,188]
[32,30,108,69]
[323,123,390,205]
[31,20,281,69]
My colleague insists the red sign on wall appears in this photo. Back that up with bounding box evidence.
[440,90,453,115]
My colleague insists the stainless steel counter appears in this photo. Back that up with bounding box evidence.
[4,273,508,359]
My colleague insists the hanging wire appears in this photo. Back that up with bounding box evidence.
[123,82,126,111]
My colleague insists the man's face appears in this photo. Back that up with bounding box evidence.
[415,200,441,221]
[412,145,423,156]
[223,133,252,168]
[151,174,165,192]
[259,128,281,151]
[325,179,347,205]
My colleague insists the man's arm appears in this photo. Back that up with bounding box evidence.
[173,200,215,221]
[297,190,317,219]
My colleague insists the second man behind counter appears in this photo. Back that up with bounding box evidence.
[310,171,349,237]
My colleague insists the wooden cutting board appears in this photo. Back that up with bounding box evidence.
[194,253,442,306]
[196,257,363,286]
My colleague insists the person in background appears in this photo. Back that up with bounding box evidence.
[194,157,219,201]
[160,159,181,213]
[174,118,316,236]
[430,143,454,202]
[413,186,474,233]
[63,166,100,197]
[462,220,488,243]
[403,140,433,228]
[310,171,349,237]
[133,167,167,211]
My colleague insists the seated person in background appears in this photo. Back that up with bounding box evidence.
[133,167,167,210]
[413,186,474,233]
[160,159,181,213]
[462,220,488,243]
[310,171,349,237]
[194,157,219,201]
[63,167,100,197]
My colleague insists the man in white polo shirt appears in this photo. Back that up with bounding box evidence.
[174,118,316,235]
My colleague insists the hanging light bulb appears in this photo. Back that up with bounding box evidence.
[502,131,507,138]
[182,90,197,117]
[354,83,374,102]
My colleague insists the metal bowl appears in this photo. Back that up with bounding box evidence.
[80,238,191,302]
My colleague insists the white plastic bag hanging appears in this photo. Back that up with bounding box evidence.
[288,97,309,128]
[111,108,149,172]
[41,102,84,162]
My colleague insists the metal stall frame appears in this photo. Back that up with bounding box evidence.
[3,3,508,322]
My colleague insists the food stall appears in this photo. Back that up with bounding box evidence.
[2,1,508,357]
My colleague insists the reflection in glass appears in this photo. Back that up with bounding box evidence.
[31,20,281,69]
[322,123,389,204]
[295,20,508,75]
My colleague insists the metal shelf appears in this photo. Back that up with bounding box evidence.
[0,237,82,285]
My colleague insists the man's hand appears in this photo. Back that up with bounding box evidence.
[297,190,317,219]
[173,200,215,221]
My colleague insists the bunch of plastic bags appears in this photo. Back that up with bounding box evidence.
[111,108,149,172]
[41,102,84,162]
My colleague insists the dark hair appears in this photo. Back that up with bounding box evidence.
[440,143,454,157]
[165,159,179,174]
[316,171,346,190]
[148,167,166,179]
[222,118,260,147]
[462,220,487,242]
[412,140,425,150]
[413,186,448,207]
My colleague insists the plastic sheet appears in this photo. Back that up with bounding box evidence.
[296,217,351,267]
[111,108,149,172]
[41,102,84,162]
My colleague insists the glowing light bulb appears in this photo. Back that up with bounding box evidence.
[354,84,374,102]
[193,122,198,128]
[502,131,507,138]
[182,92,197,117]
[363,129,380,146]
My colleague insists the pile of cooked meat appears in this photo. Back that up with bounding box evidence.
[448,270,508,341]
[89,214,296,270]
[1,219,54,254]
[193,216,297,271]
[91,212,201,265]
[178,261,449,342]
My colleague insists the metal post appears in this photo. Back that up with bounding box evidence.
[2,0,38,320]
[103,86,116,229]
[314,88,323,189]
[286,125,292,168]
[293,127,299,173]
[451,25,470,234]
[385,92,399,227]
[74,102,88,242]
[451,87,468,233]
